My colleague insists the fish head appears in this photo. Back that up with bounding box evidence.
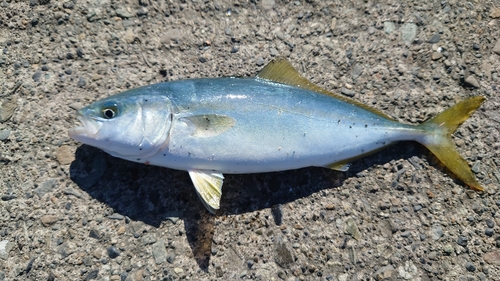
[69,92,173,160]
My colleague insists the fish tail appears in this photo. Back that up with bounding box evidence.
[418,96,485,191]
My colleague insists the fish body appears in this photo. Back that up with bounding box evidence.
[110,78,418,173]
[69,59,485,213]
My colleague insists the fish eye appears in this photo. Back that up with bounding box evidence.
[101,102,119,119]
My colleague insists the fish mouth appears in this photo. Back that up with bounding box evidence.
[68,111,102,141]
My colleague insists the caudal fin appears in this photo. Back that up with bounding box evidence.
[418,96,485,191]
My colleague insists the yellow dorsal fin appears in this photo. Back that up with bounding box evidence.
[256,58,395,120]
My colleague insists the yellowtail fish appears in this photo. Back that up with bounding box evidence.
[68,59,485,213]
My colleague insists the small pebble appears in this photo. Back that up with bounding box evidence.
[0,130,10,141]
[464,75,480,88]
[485,228,494,237]
[40,215,59,226]
[465,262,476,272]
[152,240,167,264]
[383,21,395,34]
[77,76,87,88]
[0,99,17,123]
[140,234,156,246]
[401,231,411,238]
[0,240,14,259]
[432,225,444,240]
[84,269,99,281]
[199,57,207,63]
[373,264,395,280]
[56,145,74,165]
[256,57,265,66]
[269,47,279,57]
[457,236,468,247]
[63,1,74,9]
[484,250,500,265]
[433,71,441,80]
[173,268,183,274]
[486,219,495,228]
[413,204,422,212]
[63,187,82,198]
[271,204,283,226]
[420,234,426,241]
[493,39,500,55]
[428,251,438,260]
[491,9,500,18]
[443,244,453,255]
[107,213,124,220]
[401,23,417,45]
[34,178,58,198]
[471,162,481,173]
[166,253,175,264]
[431,52,443,60]
[274,236,294,268]
[261,0,275,10]
[344,217,361,240]
[32,71,42,82]
[275,30,285,40]
[1,195,16,201]
[351,64,363,80]
[340,87,356,97]
[107,246,120,259]
[165,216,179,224]
[137,7,148,16]
[115,8,134,18]
[89,229,101,239]
[427,33,441,43]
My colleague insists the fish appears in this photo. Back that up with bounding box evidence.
[69,58,485,214]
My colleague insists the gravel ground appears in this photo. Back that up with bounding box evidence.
[1,1,500,280]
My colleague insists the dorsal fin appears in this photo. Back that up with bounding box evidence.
[256,58,395,120]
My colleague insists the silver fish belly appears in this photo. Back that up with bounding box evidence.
[69,59,485,213]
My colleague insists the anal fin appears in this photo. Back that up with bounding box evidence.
[324,162,350,172]
[188,170,224,214]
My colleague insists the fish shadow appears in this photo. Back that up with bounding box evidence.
[70,142,423,270]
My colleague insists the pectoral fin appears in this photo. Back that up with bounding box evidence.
[188,170,225,214]
[183,114,235,138]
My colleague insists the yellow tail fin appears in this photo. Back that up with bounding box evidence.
[419,96,485,191]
